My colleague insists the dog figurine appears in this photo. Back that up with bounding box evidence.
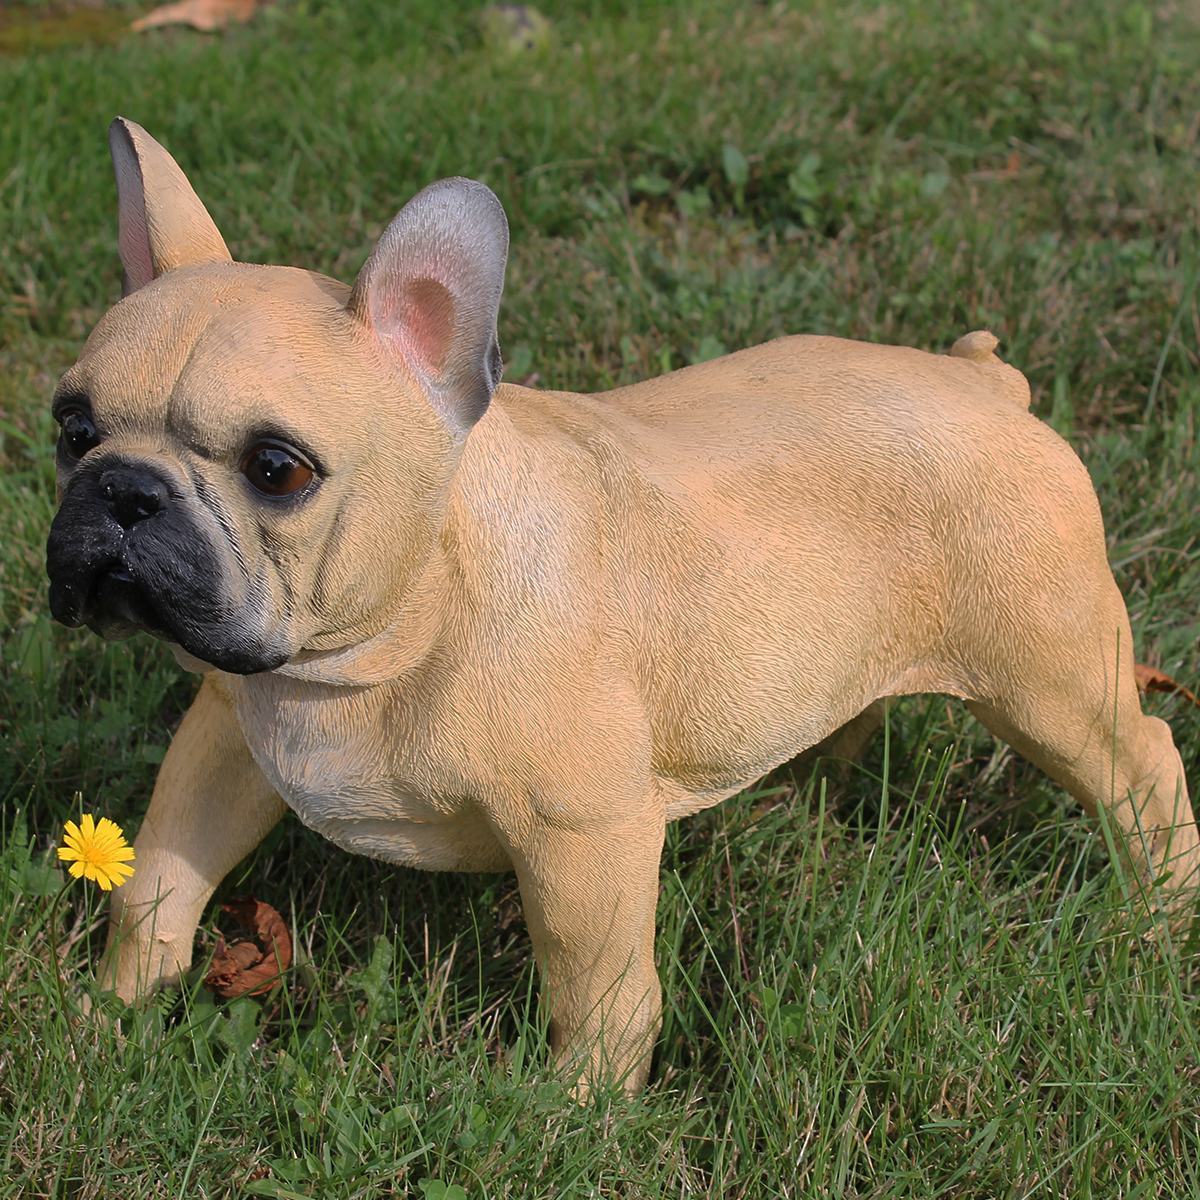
[46,118,1200,1095]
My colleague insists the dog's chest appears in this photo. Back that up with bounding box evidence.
[227,677,504,871]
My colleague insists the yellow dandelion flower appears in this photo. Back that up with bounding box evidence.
[56,814,135,891]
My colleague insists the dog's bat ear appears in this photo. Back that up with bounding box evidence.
[348,177,509,437]
[108,117,232,297]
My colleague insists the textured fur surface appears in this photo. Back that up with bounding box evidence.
[48,120,1200,1095]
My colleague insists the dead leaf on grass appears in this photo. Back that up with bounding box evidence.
[132,0,262,34]
[204,896,292,999]
[1135,662,1200,709]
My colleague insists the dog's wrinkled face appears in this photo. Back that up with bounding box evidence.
[46,119,508,673]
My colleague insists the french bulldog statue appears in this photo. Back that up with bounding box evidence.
[45,118,1200,1095]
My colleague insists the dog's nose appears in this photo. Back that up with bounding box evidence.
[99,465,169,528]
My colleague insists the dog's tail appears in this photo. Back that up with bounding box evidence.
[947,330,1031,409]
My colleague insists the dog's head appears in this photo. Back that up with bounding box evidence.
[46,118,508,674]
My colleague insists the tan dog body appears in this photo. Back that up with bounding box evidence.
[48,123,1199,1095]
[216,333,1077,850]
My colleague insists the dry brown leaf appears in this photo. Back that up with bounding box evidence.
[1134,662,1200,709]
[132,0,261,34]
[204,896,292,999]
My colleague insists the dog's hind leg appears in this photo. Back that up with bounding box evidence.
[964,576,1200,917]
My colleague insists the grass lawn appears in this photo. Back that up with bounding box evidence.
[3,0,1200,1195]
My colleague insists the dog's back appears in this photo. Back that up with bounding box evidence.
[482,334,1099,812]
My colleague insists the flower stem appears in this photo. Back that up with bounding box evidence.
[49,880,84,1067]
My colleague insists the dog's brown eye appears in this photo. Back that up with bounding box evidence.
[240,442,315,497]
[59,409,100,460]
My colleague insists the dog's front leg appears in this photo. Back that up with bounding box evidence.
[98,676,285,1002]
[510,810,666,1097]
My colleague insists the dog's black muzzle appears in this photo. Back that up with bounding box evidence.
[46,459,288,674]
[47,462,175,634]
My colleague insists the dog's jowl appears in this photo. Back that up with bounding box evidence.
[46,118,1200,1095]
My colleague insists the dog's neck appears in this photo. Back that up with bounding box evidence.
[270,544,454,685]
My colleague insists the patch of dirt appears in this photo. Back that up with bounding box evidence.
[0,3,132,54]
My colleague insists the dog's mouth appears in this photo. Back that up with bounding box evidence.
[46,551,170,644]
[59,558,289,674]
[84,562,170,640]
[45,522,172,643]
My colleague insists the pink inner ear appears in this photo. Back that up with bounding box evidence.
[375,277,456,377]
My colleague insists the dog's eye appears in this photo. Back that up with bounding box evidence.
[240,442,315,498]
[58,409,100,461]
